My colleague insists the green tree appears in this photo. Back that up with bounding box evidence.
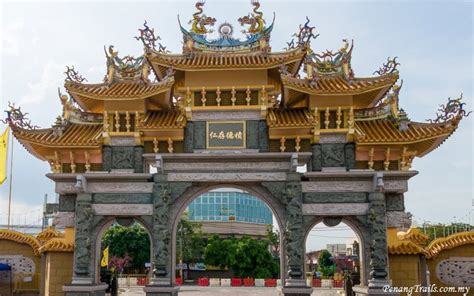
[204,235,279,278]
[317,250,336,278]
[102,224,150,273]
[265,224,280,258]
[176,212,206,263]
[232,236,279,278]
[204,235,237,269]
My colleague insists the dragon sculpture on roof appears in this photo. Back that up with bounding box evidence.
[238,0,265,34]
[189,0,216,35]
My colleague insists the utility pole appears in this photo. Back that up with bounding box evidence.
[7,131,14,229]
[42,194,48,230]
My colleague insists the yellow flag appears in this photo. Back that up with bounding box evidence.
[101,247,109,267]
[0,127,9,185]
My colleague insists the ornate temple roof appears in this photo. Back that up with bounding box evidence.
[0,229,41,256]
[146,47,305,74]
[139,110,186,129]
[267,109,314,128]
[355,120,457,157]
[65,78,174,112]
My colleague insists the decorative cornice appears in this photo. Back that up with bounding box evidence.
[426,231,474,259]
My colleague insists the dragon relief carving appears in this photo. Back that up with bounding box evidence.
[189,0,216,35]
[238,0,265,34]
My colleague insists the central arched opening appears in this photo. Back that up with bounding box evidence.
[304,217,367,293]
[170,184,284,290]
[94,217,153,292]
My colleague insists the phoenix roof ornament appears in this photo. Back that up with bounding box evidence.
[65,66,87,83]
[135,21,168,53]
[428,95,471,124]
[2,102,38,130]
[373,57,400,76]
[286,17,319,50]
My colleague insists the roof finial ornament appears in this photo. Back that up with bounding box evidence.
[1,102,38,130]
[135,21,168,53]
[238,0,265,34]
[373,57,400,76]
[427,94,471,124]
[189,0,216,35]
[287,17,319,50]
[64,66,87,83]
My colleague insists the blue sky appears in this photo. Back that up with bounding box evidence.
[1,0,472,250]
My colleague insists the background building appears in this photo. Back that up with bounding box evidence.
[187,190,273,238]
[326,244,347,257]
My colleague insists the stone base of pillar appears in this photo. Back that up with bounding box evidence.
[144,285,179,296]
[278,279,312,296]
[63,283,107,296]
[353,281,400,296]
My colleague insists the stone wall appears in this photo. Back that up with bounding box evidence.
[43,252,74,296]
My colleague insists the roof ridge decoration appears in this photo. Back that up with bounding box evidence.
[58,88,103,125]
[179,0,274,53]
[285,16,319,50]
[0,229,41,256]
[65,66,87,83]
[373,56,400,76]
[426,231,474,258]
[305,39,355,86]
[2,102,39,130]
[135,21,169,53]
[427,94,471,125]
[103,45,150,83]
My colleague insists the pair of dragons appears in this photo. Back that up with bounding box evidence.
[190,0,265,35]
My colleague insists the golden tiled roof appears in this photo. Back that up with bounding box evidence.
[267,109,313,128]
[65,78,174,112]
[355,120,456,156]
[0,229,41,256]
[146,47,305,73]
[387,228,428,256]
[65,78,173,99]
[38,238,74,254]
[13,123,102,148]
[140,110,186,129]
[397,228,429,246]
[36,227,64,243]
[426,231,474,258]
[281,73,398,95]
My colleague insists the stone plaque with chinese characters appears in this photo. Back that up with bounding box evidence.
[206,121,246,149]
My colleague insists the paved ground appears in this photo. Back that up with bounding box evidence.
[120,286,344,296]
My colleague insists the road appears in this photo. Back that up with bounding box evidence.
[120,286,344,296]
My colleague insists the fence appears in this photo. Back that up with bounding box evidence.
[117,274,149,288]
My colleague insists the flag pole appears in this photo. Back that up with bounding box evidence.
[7,129,14,229]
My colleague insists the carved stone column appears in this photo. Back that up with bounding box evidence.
[64,193,107,296]
[280,181,312,296]
[146,181,179,296]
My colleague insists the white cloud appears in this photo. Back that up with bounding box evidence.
[18,60,68,105]
[2,17,25,56]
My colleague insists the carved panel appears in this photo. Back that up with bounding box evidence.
[167,172,287,182]
[87,182,153,193]
[193,121,206,150]
[93,193,152,203]
[436,257,474,287]
[258,120,269,152]
[303,192,367,203]
[0,255,35,273]
[321,143,345,167]
[246,120,259,149]
[302,181,372,193]
[59,194,76,211]
[184,122,194,153]
[302,203,369,215]
[92,204,153,216]
[385,193,405,211]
